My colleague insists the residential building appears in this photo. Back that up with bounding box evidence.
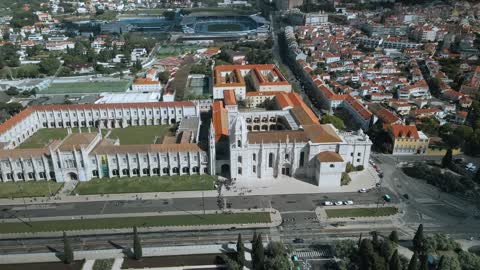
[388,124,430,155]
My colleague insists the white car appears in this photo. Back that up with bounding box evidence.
[324,201,333,206]
[358,188,368,193]
[344,200,354,205]
[334,201,343,206]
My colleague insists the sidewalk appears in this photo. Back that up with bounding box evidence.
[0,208,282,239]
[0,166,379,206]
[0,243,254,265]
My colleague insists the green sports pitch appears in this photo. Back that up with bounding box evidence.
[206,23,244,32]
[43,80,130,94]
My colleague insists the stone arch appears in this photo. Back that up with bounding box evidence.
[221,164,230,178]
[281,164,291,176]
[66,172,78,181]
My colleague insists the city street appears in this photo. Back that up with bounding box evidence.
[0,154,479,256]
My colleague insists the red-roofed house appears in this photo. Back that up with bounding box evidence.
[454,111,468,125]
[388,124,429,155]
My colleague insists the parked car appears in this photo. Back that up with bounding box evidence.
[403,194,409,200]
[378,172,384,178]
[293,238,304,243]
[466,163,477,171]
[383,194,392,202]
[334,201,344,206]
[324,201,333,206]
[344,200,354,205]
[358,188,368,193]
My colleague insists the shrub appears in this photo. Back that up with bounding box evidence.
[355,165,364,171]
[341,172,351,186]
[346,162,355,173]
[93,259,114,270]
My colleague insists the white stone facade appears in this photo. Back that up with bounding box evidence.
[226,112,372,188]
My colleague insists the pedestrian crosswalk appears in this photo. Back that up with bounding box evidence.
[294,248,333,258]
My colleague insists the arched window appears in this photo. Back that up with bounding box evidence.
[268,153,274,168]
[142,168,149,175]
[122,169,129,175]
[132,168,139,175]
[163,168,169,174]
[172,167,179,174]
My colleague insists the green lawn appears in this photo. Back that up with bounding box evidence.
[0,181,63,198]
[0,212,270,233]
[44,81,130,94]
[18,128,104,149]
[326,207,398,218]
[207,23,243,32]
[73,175,216,195]
[107,125,174,145]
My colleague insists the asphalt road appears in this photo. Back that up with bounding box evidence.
[1,154,479,256]
[1,191,388,220]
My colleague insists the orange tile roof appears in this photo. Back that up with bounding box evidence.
[214,64,289,87]
[316,151,344,162]
[389,124,419,139]
[375,109,401,124]
[133,78,160,85]
[212,101,228,142]
[223,90,237,106]
[276,93,294,109]
[456,111,468,118]
[344,95,373,120]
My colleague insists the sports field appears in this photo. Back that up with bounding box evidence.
[44,81,130,94]
[207,23,243,32]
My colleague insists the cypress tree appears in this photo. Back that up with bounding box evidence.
[359,239,375,270]
[389,230,399,244]
[420,254,429,270]
[413,224,425,255]
[389,250,401,270]
[133,226,142,260]
[253,233,265,270]
[371,231,380,249]
[236,233,245,267]
[408,252,419,270]
[63,231,74,264]
[442,148,453,168]
[251,231,258,269]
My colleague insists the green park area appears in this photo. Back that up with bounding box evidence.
[107,125,174,145]
[44,81,130,94]
[0,212,270,233]
[0,181,63,198]
[18,128,104,149]
[326,207,398,218]
[207,23,243,32]
[73,175,216,195]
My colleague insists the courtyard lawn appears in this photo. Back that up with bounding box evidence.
[43,81,130,94]
[0,212,270,233]
[73,175,216,195]
[17,129,68,149]
[17,128,103,149]
[326,207,398,218]
[0,181,63,198]
[107,125,174,145]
